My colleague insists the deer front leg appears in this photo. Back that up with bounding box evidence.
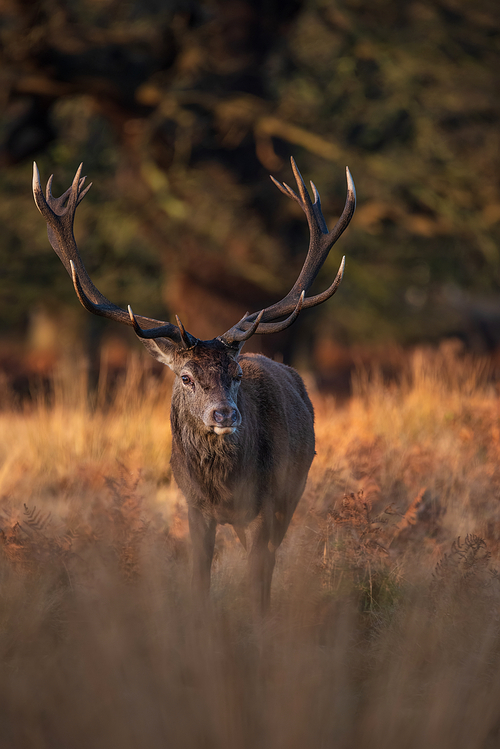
[247,515,276,614]
[188,506,216,598]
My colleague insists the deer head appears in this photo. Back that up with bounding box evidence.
[32,158,355,434]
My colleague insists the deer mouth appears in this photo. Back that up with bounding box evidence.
[213,425,237,436]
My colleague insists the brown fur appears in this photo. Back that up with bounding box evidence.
[143,337,315,611]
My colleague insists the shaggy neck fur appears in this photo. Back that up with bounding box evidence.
[170,395,240,506]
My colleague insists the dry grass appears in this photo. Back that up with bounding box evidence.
[1,343,500,748]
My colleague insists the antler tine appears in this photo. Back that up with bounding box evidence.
[302,254,345,308]
[47,172,92,212]
[33,162,52,220]
[330,166,356,243]
[219,309,265,346]
[251,291,305,335]
[67,162,83,212]
[309,181,328,233]
[34,163,185,344]
[125,306,195,346]
[176,315,198,349]
[290,156,314,212]
[219,294,308,345]
[220,159,355,347]
[269,176,299,203]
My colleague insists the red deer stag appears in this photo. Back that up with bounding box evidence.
[32,158,355,611]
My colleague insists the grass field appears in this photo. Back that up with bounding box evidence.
[1,344,500,748]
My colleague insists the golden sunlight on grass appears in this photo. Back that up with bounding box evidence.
[0,355,174,504]
[1,345,500,747]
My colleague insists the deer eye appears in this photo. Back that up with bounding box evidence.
[181,374,193,387]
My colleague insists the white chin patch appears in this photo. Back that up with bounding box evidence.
[213,426,236,435]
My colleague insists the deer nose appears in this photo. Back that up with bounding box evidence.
[213,408,238,426]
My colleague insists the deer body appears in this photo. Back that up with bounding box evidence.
[32,157,355,610]
[144,337,315,607]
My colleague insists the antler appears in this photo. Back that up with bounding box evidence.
[33,159,354,352]
[219,157,355,347]
[32,162,191,346]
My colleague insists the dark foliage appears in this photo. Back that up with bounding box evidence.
[1,0,499,370]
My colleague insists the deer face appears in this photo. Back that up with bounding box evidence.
[141,338,243,435]
[176,347,243,435]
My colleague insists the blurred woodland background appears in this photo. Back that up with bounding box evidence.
[3,6,500,743]
[0,0,499,391]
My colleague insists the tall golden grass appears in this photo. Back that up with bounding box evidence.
[1,343,500,748]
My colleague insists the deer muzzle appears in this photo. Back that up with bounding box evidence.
[209,405,240,435]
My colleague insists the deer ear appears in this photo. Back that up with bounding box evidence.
[138,337,179,369]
